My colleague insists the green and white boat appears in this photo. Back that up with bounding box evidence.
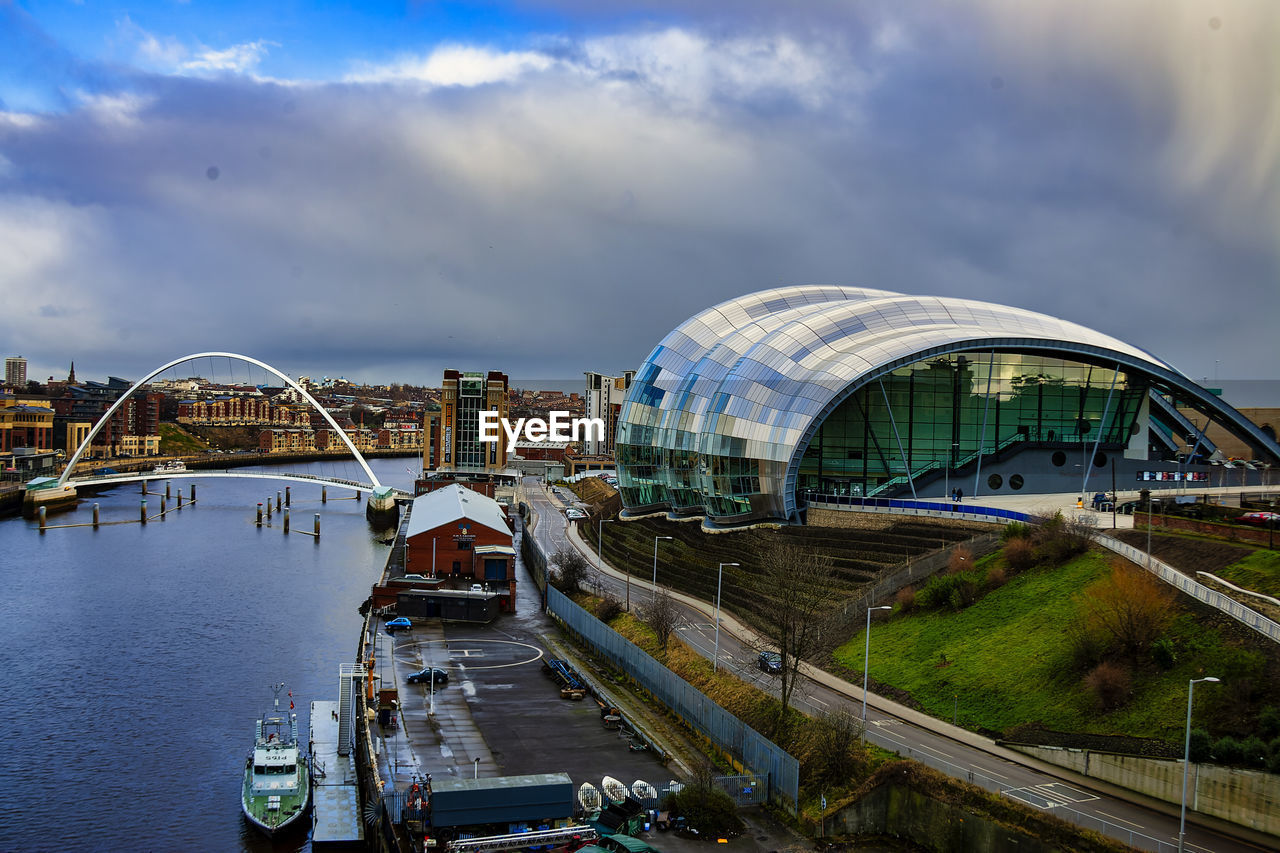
[242,683,310,836]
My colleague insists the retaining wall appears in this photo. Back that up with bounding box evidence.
[1005,744,1280,839]
[826,783,1078,852]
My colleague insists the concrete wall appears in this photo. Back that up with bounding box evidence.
[825,784,1069,852]
[1006,744,1280,838]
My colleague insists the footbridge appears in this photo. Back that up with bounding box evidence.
[30,351,412,523]
[67,468,412,499]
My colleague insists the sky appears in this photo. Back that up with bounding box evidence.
[1,0,1277,392]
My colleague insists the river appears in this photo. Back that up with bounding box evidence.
[0,458,417,852]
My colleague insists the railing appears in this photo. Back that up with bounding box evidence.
[1096,536,1280,644]
[805,493,1033,524]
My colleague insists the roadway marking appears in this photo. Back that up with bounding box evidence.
[1094,809,1143,830]
[450,648,486,658]
[1038,782,1097,804]
[1004,787,1057,810]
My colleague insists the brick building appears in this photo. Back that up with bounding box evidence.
[400,484,516,612]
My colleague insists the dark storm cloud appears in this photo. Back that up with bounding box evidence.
[2,1,1277,386]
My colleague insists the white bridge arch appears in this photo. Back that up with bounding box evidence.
[57,351,385,490]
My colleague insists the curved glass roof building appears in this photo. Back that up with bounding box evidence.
[616,287,1280,526]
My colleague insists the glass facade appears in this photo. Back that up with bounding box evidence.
[617,288,1276,525]
[793,354,1145,497]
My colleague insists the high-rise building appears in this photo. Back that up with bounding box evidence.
[5,356,28,387]
[434,370,509,472]
[584,371,634,456]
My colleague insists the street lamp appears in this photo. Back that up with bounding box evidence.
[1179,676,1220,853]
[652,536,673,604]
[862,605,893,720]
[714,562,739,672]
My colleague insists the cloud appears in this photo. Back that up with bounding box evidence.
[179,40,276,75]
[0,11,1276,386]
[347,45,556,87]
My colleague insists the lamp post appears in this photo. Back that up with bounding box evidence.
[714,562,739,672]
[1180,676,1220,853]
[652,536,673,604]
[863,605,893,720]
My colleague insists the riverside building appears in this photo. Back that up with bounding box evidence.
[616,286,1280,527]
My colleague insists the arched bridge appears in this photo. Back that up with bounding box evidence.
[53,351,412,506]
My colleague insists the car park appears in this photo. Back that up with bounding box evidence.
[406,667,448,686]
[757,651,782,674]
[385,617,412,633]
[1234,511,1280,526]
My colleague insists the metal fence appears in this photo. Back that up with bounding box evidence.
[1097,536,1280,644]
[542,581,800,815]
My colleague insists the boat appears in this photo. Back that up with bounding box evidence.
[153,460,187,474]
[242,683,310,837]
[631,780,657,802]
[577,781,601,812]
[601,776,627,804]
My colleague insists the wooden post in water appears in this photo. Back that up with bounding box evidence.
[266,498,273,518]
[321,486,327,504]
[191,484,196,502]
[39,505,47,532]
[285,486,291,507]
[276,491,282,512]
[160,495,167,517]
[356,490,361,503]
[93,503,100,528]
[314,513,320,540]
[140,499,147,524]
[141,481,146,494]
[177,492,184,508]
[165,482,171,499]
[283,508,290,534]
[256,503,263,525]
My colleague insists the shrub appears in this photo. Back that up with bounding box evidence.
[1151,637,1177,670]
[1269,750,1280,774]
[1031,511,1094,566]
[667,784,743,837]
[1002,520,1032,541]
[595,595,623,623]
[1003,537,1037,572]
[1080,562,1174,661]
[1259,706,1280,739]
[947,545,974,575]
[895,585,916,613]
[1188,728,1212,763]
[985,565,1007,589]
[1212,736,1244,766]
[1065,614,1107,672]
[1083,661,1132,711]
[1241,736,1269,768]
[916,574,959,610]
[948,578,979,610]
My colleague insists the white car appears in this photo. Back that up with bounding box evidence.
[565,508,587,520]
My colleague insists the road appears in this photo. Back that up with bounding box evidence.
[522,476,1267,853]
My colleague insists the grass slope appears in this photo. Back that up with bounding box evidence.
[833,548,1280,742]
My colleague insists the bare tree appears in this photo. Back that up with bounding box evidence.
[639,591,680,652]
[751,540,842,734]
[1082,560,1174,661]
[552,546,590,592]
[810,709,868,785]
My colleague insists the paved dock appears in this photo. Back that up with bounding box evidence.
[310,700,363,847]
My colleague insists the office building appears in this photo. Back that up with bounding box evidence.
[584,371,634,456]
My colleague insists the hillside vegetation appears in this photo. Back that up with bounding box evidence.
[833,521,1280,765]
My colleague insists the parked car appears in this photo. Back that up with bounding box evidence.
[406,667,448,686]
[1234,511,1280,526]
[565,508,587,520]
[757,651,782,674]
[385,617,412,633]
[469,583,484,593]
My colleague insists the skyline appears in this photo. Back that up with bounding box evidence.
[2,1,1278,387]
